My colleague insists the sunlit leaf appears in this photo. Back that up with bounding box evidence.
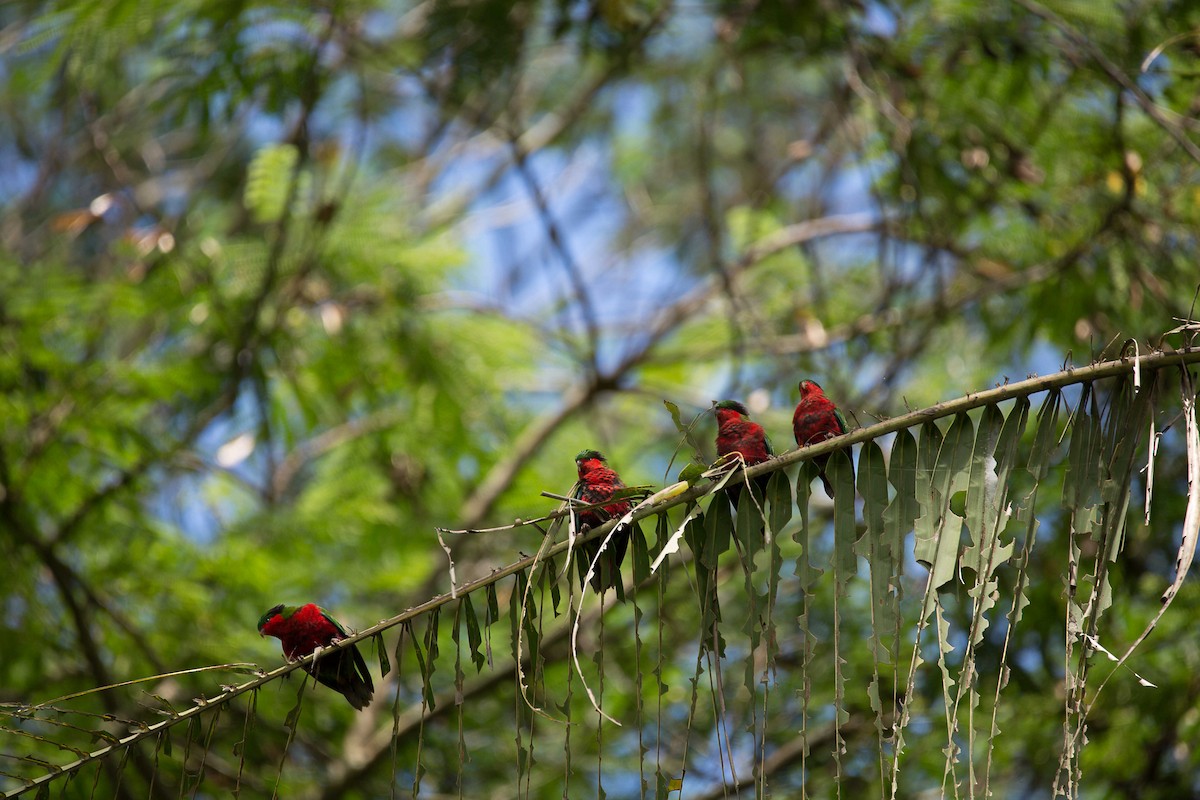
[245,143,299,224]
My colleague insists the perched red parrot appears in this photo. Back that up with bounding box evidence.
[258,603,374,710]
[792,380,849,497]
[572,449,631,594]
[714,399,774,501]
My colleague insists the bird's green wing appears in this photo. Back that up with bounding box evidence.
[834,407,849,435]
[318,607,352,638]
[764,431,775,456]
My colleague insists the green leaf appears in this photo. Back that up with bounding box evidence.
[949,489,967,517]
[283,677,307,732]
[375,632,391,679]
[244,143,299,224]
[683,511,706,572]
[966,399,1030,586]
[632,518,651,584]
[858,439,889,557]
[664,399,705,463]
[734,487,762,569]
[608,484,655,503]
[678,462,705,485]
[1102,374,1153,508]
[858,439,892,658]
[463,594,486,673]
[883,427,919,579]
[795,461,823,592]
[830,449,857,588]
[962,403,1004,549]
[734,485,765,653]
[545,555,562,616]
[1064,383,1101,512]
[417,609,439,710]
[687,510,722,649]
[486,583,499,627]
[425,607,442,665]
[649,510,677,578]
[654,509,670,549]
[1027,389,1063,482]
[997,397,1032,469]
[959,403,1015,645]
[726,204,784,250]
[767,470,792,536]
[914,414,973,594]
[764,471,788,664]
[703,494,732,568]
[663,399,688,435]
[508,570,526,667]
[522,591,541,662]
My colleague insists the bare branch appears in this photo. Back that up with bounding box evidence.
[1015,0,1200,165]
[269,404,409,501]
[507,137,601,370]
[456,380,595,529]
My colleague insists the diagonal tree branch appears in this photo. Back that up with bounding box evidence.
[507,134,601,369]
[269,405,409,502]
[305,573,653,800]
[457,380,596,529]
[9,345,1200,798]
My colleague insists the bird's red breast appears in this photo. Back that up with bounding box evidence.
[793,388,845,447]
[576,458,630,527]
[715,410,772,465]
[260,603,342,660]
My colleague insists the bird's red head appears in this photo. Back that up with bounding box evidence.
[714,399,750,426]
[258,603,291,637]
[575,449,606,478]
[798,380,824,399]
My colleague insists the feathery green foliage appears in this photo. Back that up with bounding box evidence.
[4,0,1200,797]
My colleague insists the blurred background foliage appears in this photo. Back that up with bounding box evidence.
[2,0,1200,796]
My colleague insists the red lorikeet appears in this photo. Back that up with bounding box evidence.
[792,379,849,497]
[258,603,374,710]
[714,399,774,501]
[572,449,631,594]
